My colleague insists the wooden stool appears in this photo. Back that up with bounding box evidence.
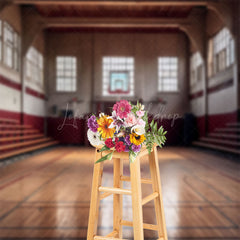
[87,145,168,240]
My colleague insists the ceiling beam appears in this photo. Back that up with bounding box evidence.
[44,17,188,28]
[13,0,208,6]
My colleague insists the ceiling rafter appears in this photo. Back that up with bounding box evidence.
[13,0,208,6]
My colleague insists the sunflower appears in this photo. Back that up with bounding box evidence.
[97,115,115,139]
[129,132,146,145]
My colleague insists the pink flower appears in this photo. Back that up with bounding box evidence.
[136,110,145,117]
[113,100,132,119]
[137,118,146,126]
[125,113,137,127]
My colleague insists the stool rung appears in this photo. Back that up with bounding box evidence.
[94,236,127,240]
[120,175,152,184]
[99,186,132,195]
[120,220,158,231]
[142,192,159,205]
[100,192,112,200]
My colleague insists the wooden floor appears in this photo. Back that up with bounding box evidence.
[0,146,239,240]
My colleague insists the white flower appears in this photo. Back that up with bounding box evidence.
[87,129,103,146]
[131,125,145,135]
[137,118,146,127]
[99,112,105,118]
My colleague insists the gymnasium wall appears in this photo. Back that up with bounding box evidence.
[46,31,189,145]
[0,5,22,122]
[189,10,238,136]
[0,5,46,132]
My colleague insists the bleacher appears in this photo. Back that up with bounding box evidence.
[193,122,240,155]
[0,118,58,160]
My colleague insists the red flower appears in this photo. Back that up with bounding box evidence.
[105,138,115,148]
[115,141,125,152]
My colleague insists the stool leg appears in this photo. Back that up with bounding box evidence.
[149,146,168,240]
[87,150,104,240]
[130,156,144,240]
[113,158,123,238]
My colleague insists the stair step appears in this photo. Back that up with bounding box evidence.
[200,137,240,147]
[0,129,39,135]
[208,133,240,140]
[193,141,240,155]
[0,118,19,124]
[0,138,51,151]
[215,128,240,132]
[0,124,32,129]
[226,122,240,127]
[0,141,59,160]
[0,134,44,143]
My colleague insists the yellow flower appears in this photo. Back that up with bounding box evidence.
[130,133,146,145]
[97,115,115,139]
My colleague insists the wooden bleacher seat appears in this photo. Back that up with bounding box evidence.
[0,134,44,143]
[0,118,19,124]
[0,124,32,129]
[208,133,240,140]
[0,129,39,135]
[0,138,53,151]
[193,141,240,155]
[0,141,59,160]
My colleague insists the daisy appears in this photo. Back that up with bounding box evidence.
[97,115,115,139]
[87,129,103,146]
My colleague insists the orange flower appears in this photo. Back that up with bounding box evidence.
[97,116,115,139]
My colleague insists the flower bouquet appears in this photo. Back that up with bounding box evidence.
[87,100,167,163]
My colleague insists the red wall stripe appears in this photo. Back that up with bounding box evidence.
[189,90,204,100]
[26,87,46,100]
[0,74,46,100]
[207,79,233,94]
[0,75,21,91]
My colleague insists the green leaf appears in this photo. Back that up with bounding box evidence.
[154,135,162,147]
[95,151,113,164]
[153,122,158,133]
[98,145,110,152]
[150,119,154,129]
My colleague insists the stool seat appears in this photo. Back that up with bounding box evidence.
[87,145,168,240]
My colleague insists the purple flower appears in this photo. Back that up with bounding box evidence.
[125,135,131,146]
[124,145,130,152]
[132,144,141,153]
[87,115,99,132]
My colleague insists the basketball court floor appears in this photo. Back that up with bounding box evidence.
[0,146,239,239]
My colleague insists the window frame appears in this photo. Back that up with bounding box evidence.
[208,27,235,78]
[55,56,77,93]
[102,56,135,97]
[26,46,44,88]
[158,56,179,93]
[1,21,20,72]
